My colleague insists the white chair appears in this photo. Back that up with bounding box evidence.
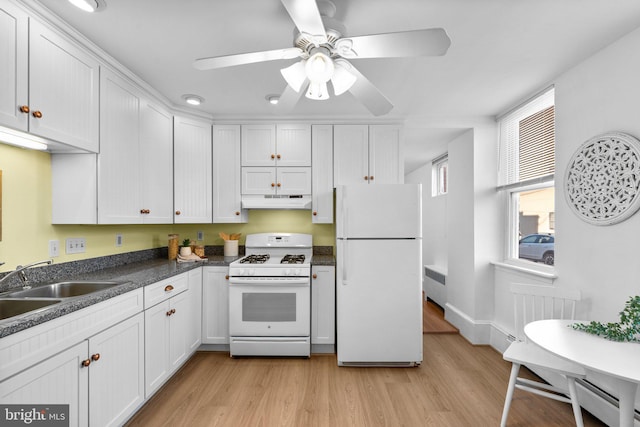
[500,283,586,427]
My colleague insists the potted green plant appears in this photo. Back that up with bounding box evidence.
[180,238,192,257]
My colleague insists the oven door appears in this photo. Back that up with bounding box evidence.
[228,277,310,337]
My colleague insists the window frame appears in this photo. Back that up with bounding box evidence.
[431,153,448,197]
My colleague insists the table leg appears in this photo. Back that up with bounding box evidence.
[617,379,638,427]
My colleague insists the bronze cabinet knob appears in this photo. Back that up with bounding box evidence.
[91,353,100,362]
[32,111,43,118]
[313,274,317,279]
[235,211,240,215]
[370,176,374,181]
[81,359,91,367]
[364,176,369,181]
[270,154,275,159]
[276,154,281,159]
[175,210,181,215]
[313,211,317,216]
[19,105,30,113]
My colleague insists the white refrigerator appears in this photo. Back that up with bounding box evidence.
[336,184,423,366]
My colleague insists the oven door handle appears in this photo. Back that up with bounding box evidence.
[229,278,309,286]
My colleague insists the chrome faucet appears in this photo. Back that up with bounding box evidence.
[0,259,53,289]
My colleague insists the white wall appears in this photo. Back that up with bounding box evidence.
[492,25,640,421]
[406,161,448,305]
[407,124,500,343]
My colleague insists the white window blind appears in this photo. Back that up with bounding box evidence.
[498,88,555,187]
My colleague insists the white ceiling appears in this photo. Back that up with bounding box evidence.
[33,0,640,173]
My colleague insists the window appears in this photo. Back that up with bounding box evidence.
[498,88,555,265]
[431,154,448,197]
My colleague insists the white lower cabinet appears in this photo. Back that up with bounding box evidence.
[0,341,89,426]
[187,267,203,353]
[144,272,197,398]
[88,312,145,427]
[0,312,144,427]
[202,266,229,345]
[311,265,336,352]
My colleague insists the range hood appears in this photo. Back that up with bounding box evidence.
[241,195,312,210]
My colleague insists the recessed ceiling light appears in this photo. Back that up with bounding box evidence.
[182,94,204,106]
[68,0,106,13]
[265,95,280,105]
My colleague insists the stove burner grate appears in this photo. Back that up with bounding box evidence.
[281,254,305,264]
[239,254,270,264]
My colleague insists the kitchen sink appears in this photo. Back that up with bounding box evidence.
[2,281,126,299]
[0,299,63,321]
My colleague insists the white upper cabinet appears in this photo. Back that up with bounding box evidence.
[275,124,312,166]
[311,125,333,223]
[333,125,369,186]
[98,69,173,224]
[369,124,404,184]
[174,116,212,223]
[333,124,403,186]
[0,8,99,152]
[213,125,247,223]
[138,100,174,223]
[0,1,28,131]
[241,124,311,166]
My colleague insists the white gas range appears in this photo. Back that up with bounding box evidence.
[228,233,312,357]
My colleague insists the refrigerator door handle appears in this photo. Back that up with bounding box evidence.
[342,241,348,285]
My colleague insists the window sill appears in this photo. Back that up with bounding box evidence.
[492,260,557,280]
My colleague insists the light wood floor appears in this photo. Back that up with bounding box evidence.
[126,335,606,426]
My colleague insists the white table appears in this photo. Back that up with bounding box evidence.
[525,319,640,427]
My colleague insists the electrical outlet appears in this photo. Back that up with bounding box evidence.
[48,240,60,257]
[197,231,204,241]
[66,238,86,254]
[115,234,123,247]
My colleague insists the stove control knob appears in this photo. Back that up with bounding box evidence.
[248,269,255,276]
[284,269,291,276]
[292,269,301,276]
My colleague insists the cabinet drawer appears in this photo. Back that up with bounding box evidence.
[144,274,188,308]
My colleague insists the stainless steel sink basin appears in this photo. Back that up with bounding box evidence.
[3,281,125,299]
[0,299,63,320]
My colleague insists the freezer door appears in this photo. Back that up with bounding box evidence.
[336,184,422,239]
[337,239,423,364]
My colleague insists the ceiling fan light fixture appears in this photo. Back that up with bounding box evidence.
[68,0,106,13]
[182,94,204,106]
[305,49,334,84]
[280,60,307,93]
[331,60,357,95]
[305,81,330,101]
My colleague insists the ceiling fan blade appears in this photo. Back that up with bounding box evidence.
[193,47,303,70]
[335,28,451,59]
[340,61,393,116]
[280,0,327,44]
[277,81,307,112]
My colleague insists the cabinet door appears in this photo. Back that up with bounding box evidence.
[29,19,99,152]
[168,290,190,372]
[186,268,203,353]
[333,125,369,186]
[0,2,28,131]
[140,101,173,223]
[311,125,333,223]
[242,167,276,195]
[144,300,170,398]
[174,116,212,223]
[0,341,89,427]
[276,124,311,166]
[202,267,229,344]
[213,125,247,222]
[88,312,144,427]
[277,167,311,195]
[311,266,336,346]
[369,125,403,184]
[241,124,276,166]
[98,69,141,224]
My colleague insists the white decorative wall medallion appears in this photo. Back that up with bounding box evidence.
[565,132,640,225]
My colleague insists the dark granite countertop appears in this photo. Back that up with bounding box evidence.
[0,254,238,339]
[0,246,334,339]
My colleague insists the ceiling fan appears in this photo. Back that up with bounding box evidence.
[193,0,451,116]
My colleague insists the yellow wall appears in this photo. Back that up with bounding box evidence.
[0,144,335,272]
